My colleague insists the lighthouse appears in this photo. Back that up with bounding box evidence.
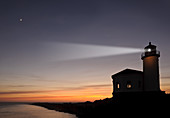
[111,42,163,96]
[141,42,160,92]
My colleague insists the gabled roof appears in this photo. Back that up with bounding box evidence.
[111,68,143,79]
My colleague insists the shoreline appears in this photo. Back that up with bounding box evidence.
[32,93,170,118]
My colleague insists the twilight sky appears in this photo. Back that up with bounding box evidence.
[0,0,170,102]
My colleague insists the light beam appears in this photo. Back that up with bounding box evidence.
[46,42,143,61]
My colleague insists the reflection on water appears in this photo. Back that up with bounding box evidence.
[0,103,77,118]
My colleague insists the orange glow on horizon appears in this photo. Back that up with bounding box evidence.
[0,84,113,102]
[0,79,169,102]
[0,94,112,103]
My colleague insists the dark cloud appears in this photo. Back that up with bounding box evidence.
[161,77,170,79]
[4,85,36,88]
[0,91,45,95]
[161,83,170,86]
[0,84,111,95]
[0,95,73,100]
[59,84,112,91]
[83,84,112,88]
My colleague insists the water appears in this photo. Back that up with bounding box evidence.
[0,103,77,118]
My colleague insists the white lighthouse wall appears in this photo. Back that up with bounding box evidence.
[143,56,160,91]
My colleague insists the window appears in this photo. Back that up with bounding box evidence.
[117,83,120,89]
[127,81,132,89]
[116,83,120,89]
[127,84,132,89]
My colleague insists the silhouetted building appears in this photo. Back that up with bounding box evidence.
[112,42,161,96]
[112,69,143,93]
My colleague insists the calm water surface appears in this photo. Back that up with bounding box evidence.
[0,103,77,118]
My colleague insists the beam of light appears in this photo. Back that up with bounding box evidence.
[50,42,143,61]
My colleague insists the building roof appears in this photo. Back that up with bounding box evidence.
[111,68,143,79]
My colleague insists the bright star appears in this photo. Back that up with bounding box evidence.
[19,19,23,22]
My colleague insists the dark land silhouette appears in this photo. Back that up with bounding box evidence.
[32,92,170,118]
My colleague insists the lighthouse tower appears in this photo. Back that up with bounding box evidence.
[141,42,160,92]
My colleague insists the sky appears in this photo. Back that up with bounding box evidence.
[0,0,170,102]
